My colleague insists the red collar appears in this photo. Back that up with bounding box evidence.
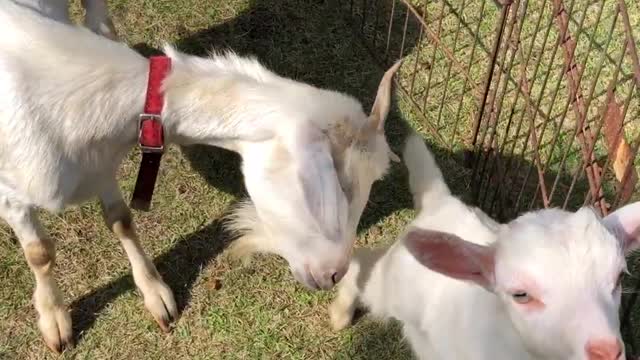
[130,56,171,211]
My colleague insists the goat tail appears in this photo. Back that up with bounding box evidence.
[403,133,451,211]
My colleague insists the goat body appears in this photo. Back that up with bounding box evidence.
[330,135,639,360]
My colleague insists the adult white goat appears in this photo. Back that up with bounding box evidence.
[0,0,401,352]
[329,134,639,360]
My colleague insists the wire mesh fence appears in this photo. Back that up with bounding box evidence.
[343,0,640,354]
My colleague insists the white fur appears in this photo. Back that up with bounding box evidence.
[0,1,400,351]
[330,134,637,360]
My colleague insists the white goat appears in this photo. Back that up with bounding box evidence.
[0,1,401,352]
[329,134,640,360]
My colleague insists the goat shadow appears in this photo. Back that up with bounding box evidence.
[71,0,637,357]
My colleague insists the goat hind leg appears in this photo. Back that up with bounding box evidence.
[81,0,118,40]
[99,184,177,332]
[0,200,72,353]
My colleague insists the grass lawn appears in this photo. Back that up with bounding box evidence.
[0,0,639,359]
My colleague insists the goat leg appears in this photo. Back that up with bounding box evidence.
[99,181,178,332]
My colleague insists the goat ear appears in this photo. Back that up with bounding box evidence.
[369,60,403,132]
[296,131,349,242]
[603,202,640,255]
[404,228,496,290]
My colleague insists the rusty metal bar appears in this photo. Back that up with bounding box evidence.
[585,81,637,211]
[449,0,488,149]
[476,0,526,208]
[611,85,639,208]
[402,1,484,104]
[523,0,587,211]
[507,1,559,212]
[522,0,611,212]
[612,115,640,209]
[399,6,410,58]
[384,0,396,60]
[435,0,468,130]
[544,1,596,207]
[581,44,627,208]
[552,0,607,215]
[488,0,563,215]
[420,0,447,112]
[507,0,587,216]
[408,6,425,97]
[520,21,572,210]
[546,0,597,204]
[468,2,512,200]
[517,1,590,210]
[401,0,553,134]
[618,0,640,89]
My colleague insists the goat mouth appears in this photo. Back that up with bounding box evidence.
[305,274,321,290]
[293,266,321,291]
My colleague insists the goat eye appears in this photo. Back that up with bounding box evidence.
[512,291,531,304]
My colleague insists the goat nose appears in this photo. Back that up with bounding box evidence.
[315,267,348,290]
[586,339,623,360]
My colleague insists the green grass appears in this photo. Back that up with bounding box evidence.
[0,0,639,359]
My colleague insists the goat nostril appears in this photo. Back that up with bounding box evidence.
[331,267,347,284]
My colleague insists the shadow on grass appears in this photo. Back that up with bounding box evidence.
[335,320,412,360]
[69,0,637,356]
[70,216,235,343]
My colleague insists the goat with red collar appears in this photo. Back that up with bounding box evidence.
[0,0,401,352]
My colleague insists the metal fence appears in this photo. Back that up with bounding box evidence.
[344,0,640,354]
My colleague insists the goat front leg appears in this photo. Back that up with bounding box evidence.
[99,182,177,332]
[0,200,72,352]
[328,260,363,331]
[328,282,359,331]
[328,247,388,331]
[81,0,118,40]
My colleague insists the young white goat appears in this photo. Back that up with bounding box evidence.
[329,134,640,360]
[0,1,401,352]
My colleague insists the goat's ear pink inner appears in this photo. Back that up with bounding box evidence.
[602,202,640,255]
[405,228,496,289]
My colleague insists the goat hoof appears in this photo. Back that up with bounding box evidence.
[142,280,178,333]
[45,335,74,354]
[39,306,73,353]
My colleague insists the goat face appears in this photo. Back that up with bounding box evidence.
[406,202,640,360]
[495,207,630,360]
[226,62,402,291]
